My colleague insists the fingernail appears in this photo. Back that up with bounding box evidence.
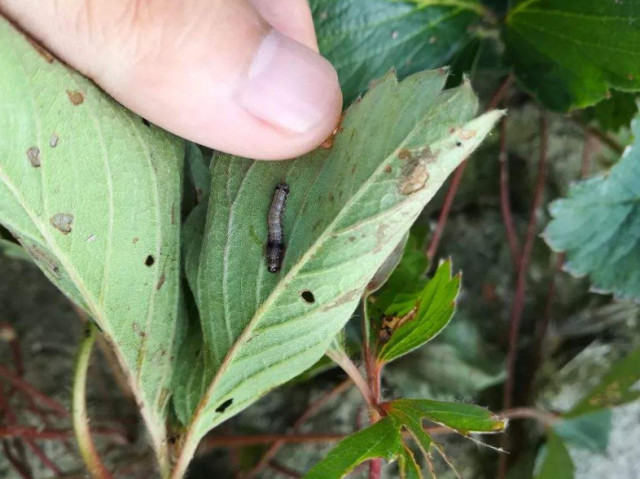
[235,30,340,134]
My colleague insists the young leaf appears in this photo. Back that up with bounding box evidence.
[172,70,502,471]
[306,397,504,479]
[534,432,575,479]
[543,107,640,301]
[388,398,507,435]
[504,0,640,112]
[0,19,184,472]
[303,416,403,479]
[378,260,460,363]
[566,346,640,417]
[311,0,484,103]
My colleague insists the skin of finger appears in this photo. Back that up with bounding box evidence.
[0,0,342,160]
[249,0,319,52]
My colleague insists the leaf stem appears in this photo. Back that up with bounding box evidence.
[326,349,376,410]
[72,322,113,479]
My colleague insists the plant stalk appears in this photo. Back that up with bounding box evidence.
[72,322,113,479]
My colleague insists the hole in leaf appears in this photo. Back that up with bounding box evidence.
[455,140,462,147]
[301,290,315,303]
[215,398,233,413]
[145,255,155,267]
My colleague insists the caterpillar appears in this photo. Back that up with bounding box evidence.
[267,183,289,273]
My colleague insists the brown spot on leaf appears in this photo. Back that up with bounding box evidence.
[133,237,139,244]
[384,165,392,173]
[628,73,635,81]
[27,38,55,63]
[156,272,166,290]
[50,213,73,234]
[459,129,476,140]
[397,149,412,160]
[49,135,59,148]
[66,90,84,105]
[398,146,435,194]
[400,161,428,195]
[331,289,361,308]
[26,147,41,167]
[321,112,345,149]
[25,245,60,277]
[132,323,146,338]
[171,203,176,225]
[351,164,356,174]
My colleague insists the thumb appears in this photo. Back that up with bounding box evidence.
[0,0,343,160]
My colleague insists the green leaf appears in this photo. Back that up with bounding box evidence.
[184,141,210,207]
[398,443,425,479]
[543,107,640,301]
[583,90,638,132]
[553,410,612,453]
[378,260,461,363]
[534,432,575,479]
[173,70,502,465]
[303,416,403,479]
[388,398,507,434]
[306,397,504,479]
[312,0,484,103]
[567,346,640,417]
[0,19,184,472]
[504,0,640,112]
[0,238,31,262]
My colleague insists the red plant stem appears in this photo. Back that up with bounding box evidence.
[427,161,469,262]
[0,364,68,416]
[203,433,347,447]
[581,130,595,177]
[0,386,63,475]
[499,117,521,266]
[2,441,32,479]
[365,360,384,479]
[498,111,549,479]
[369,457,382,479]
[244,379,352,479]
[531,254,563,375]
[427,75,513,262]
[503,111,549,409]
[0,426,128,443]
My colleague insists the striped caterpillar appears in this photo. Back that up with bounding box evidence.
[267,183,289,273]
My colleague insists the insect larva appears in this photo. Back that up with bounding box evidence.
[267,183,289,273]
